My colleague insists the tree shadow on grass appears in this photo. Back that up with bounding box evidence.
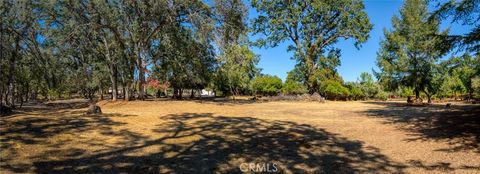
[0,107,136,173]
[31,113,406,173]
[361,101,480,153]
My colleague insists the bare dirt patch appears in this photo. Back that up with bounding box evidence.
[1,100,479,173]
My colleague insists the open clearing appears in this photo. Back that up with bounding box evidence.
[1,100,479,173]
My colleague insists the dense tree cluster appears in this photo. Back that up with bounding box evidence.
[0,0,259,107]
[1,0,478,109]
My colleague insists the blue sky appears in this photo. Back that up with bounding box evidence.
[248,0,473,82]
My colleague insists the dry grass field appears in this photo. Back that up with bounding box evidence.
[1,99,479,173]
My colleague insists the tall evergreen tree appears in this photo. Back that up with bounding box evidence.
[376,0,449,103]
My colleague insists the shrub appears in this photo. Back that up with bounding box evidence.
[47,89,61,100]
[349,86,363,100]
[321,80,350,100]
[251,75,283,96]
[345,82,364,100]
[375,90,389,101]
[260,93,325,102]
[282,81,307,95]
[358,72,379,99]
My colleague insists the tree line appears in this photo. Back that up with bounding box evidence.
[1,0,479,109]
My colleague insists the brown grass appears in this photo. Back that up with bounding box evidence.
[1,99,479,173]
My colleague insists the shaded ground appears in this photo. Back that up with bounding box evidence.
[363,102,480,153]
[1,100,479,173]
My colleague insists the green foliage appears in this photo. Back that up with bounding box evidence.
[47,89,60,101]
[345,82,364,100]
[217,45,260,95]
[321,80,350,100]
[154,27,216,94]
[439,72,466,98]
[376,0,449,103]
[213,0,259,96]
[472,76,480,98]
[282,69,307,95]
[432,0,479,53]
[286,67,305,85]
[358,72,380,99]
[252,0,372,93]
[435,54,479,99]
[1,0,476,105]
[375,90,389,101]
[251,75,283,96]
[214,0,248,46]
[393,87,414,98]
[345,73,392,101]
[282,81,307,95]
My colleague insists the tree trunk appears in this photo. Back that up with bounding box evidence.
[108,65,118,101]
[25,82,29,102]
[415,88,420,103]
[424,90,432,104]
[309,80,319,94]
[0,85,3,108]
[230,86,236,103]
[198,89,202,101]
[179,89,183,99]
[17,84,23,108]
[102,36,118,102]
[0,24,3,107]
[190,89,195,99]
[7,50,16,109]
[100,87,104,100]
[125,83,131,101]
[172,88,182,100]
[172,88,177,99]
[137,45,147,100]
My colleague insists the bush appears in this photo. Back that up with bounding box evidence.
[349,87,363,100]
[345,82,364,100]
[251,75,283,96]
[260,93,325,102]
[321,80,350,100]
[282,81,307,95]
[375,90,389,101]
[47,89,61,100]
[358,72,379,99]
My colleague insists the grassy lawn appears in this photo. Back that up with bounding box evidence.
[1,100,479,173]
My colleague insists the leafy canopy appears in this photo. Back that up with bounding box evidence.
[251,0,372,93]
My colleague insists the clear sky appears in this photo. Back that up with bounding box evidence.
[248,0,473,82]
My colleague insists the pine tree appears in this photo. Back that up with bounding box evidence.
[376,0,449,103]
